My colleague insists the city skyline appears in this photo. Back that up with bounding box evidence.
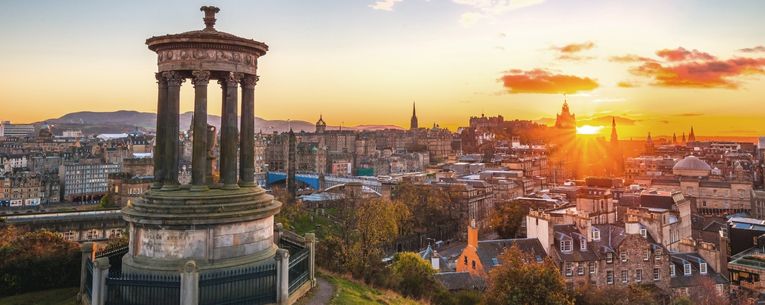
[1,0,765,138]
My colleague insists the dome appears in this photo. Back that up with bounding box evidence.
[672,155,711,177]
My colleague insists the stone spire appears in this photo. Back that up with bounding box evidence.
[689,126,696,142]
[610,117,618,144]
[410,101,419,130]
[673,132,677,144]
[645,132,654,154]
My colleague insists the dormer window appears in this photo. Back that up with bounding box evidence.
[670,264,676,277]
[560,239,573,252]
[580,239,587,251]
[700,262,707,275]
[640,228,647,238]
[683,262,691,276]
[592,228,601,241]
[606,252,613,264]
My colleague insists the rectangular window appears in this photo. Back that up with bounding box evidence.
[577,265,584,276]
[589,261,596,275]
[592,229,600,241]
[670,264,676,277]
[565,262,573,277]
[653,267,660,281]
[620,251,628,262]
[644,250,650,261]
[561,240,572,252]
[621,270,628,283]
[635,269,642,282]
[607,271,614,284]
[700,263,707,274]
[684,263,691,275]
[580,240,587,251]
[606,253,613,264]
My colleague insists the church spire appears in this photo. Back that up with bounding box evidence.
[610,117,618,144]
[688,126,696,142]
[410,101,419,130]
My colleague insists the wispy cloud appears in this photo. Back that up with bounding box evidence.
[740,46,765,53]
[550,42,595,61]
[455,0,545,26]
[617,81,637,88]
[612,47,765,89]
[369,0,404,11]
[499,69,598,94]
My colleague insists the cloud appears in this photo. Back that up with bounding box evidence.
[617,81,637,88]
[499,69,599,94]
[555,42,595,54]
[582,116,638,126]
[454,0,544,26]
[369,0,403,11]
[655,47,715,61]
[612,47,765,89]
[740,46,765,53]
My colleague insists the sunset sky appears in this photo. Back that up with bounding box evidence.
[1,0,764,138]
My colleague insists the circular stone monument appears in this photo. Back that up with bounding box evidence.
[122,6,281,274]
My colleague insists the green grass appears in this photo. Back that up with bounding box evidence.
[325,273,423,305]
[0,287,78,305]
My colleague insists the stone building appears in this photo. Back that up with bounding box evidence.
[456,220,546,279]
[0,171,42,207]
[434,180,495,235]
[59,158,121,202]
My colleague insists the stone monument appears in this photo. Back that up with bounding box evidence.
[122,6,281,274]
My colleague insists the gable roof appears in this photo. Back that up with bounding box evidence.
[475,238,547,273]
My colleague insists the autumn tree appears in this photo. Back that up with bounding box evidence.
[490,200,529,239]
[482,245,573,305]
[390,252,442,299]
[687,277,729,305]
[393,182,455,236]
[575,284,659,305]
[348,198,405,284]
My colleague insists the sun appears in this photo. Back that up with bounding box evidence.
[576,125,604,135]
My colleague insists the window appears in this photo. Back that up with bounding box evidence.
[606,253,613,264]
[592,228,600,241]
[607,271,614,284]
[655,249,662,261]
[640,228,647,238]
[565,262,573,277]
[620,251,628,262]
[472,260,476,270]
[644,250,651,261]
[561,240,573,252]
[700,262,707,274]
[670,264,676,277]
[464,256,467,265]
[621,270,628,283]
[577,264,584,276]
[635,269,642,282]
[684,262,691,275]
[653,267,660,281]
[589,261,596,275]
[580,239,587,251]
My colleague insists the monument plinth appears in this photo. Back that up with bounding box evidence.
[122,6,280,274]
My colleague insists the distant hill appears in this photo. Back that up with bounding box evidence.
[37,111,402,135]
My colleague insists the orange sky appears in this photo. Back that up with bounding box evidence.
[1,1,764,138]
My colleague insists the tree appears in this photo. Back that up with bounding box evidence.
[482,245,573,305]
[348,198,402,284]
[390,252,442,299]
[490,200,529,239]
[687,277,729,305]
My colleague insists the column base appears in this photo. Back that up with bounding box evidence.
[189,185,210,192]
[151,182,163,189]
[161,184,181,191]
[222,183,240,190]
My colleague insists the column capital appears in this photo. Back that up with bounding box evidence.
[241,75,259,89]
[162,71,185,87]
[191,70,211,87]
[155,72,168,87]
[218,72,243,88]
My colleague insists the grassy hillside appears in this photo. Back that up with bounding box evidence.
[325,273,423,305]
[0,287,78,305]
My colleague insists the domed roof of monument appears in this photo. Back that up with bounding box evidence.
[673,155,711,172]
[146,6,268,56]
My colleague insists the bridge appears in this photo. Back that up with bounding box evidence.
[1,209,125,242]
[266,171,382,193]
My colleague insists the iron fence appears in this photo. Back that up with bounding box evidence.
[96,245,129,278]
[288,247,310,294]
[199,262,277,305]
[105,273,180,305]
[85,258,94,302]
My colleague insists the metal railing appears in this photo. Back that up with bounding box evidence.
[199,262,277,305]
[85,258,94,302]
[105,273,180,305]
[288,247,310,294]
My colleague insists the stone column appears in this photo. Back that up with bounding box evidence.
[239,75,258,187]
[77,242,94,302]
[152,73,168,189]
[180,261,199,305]
[305,233,316,287]
[92,257,110,305]
[191,71,211,191]
[275,248,290,305]
[219,72,242,189]
[162,71,184,190]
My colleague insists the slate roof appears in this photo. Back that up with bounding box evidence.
[669,253,728,288]
[434,272,485,291]
[553,223,664,263]
[476,238,547,273]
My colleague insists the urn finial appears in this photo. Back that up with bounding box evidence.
[200,6,220,31]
